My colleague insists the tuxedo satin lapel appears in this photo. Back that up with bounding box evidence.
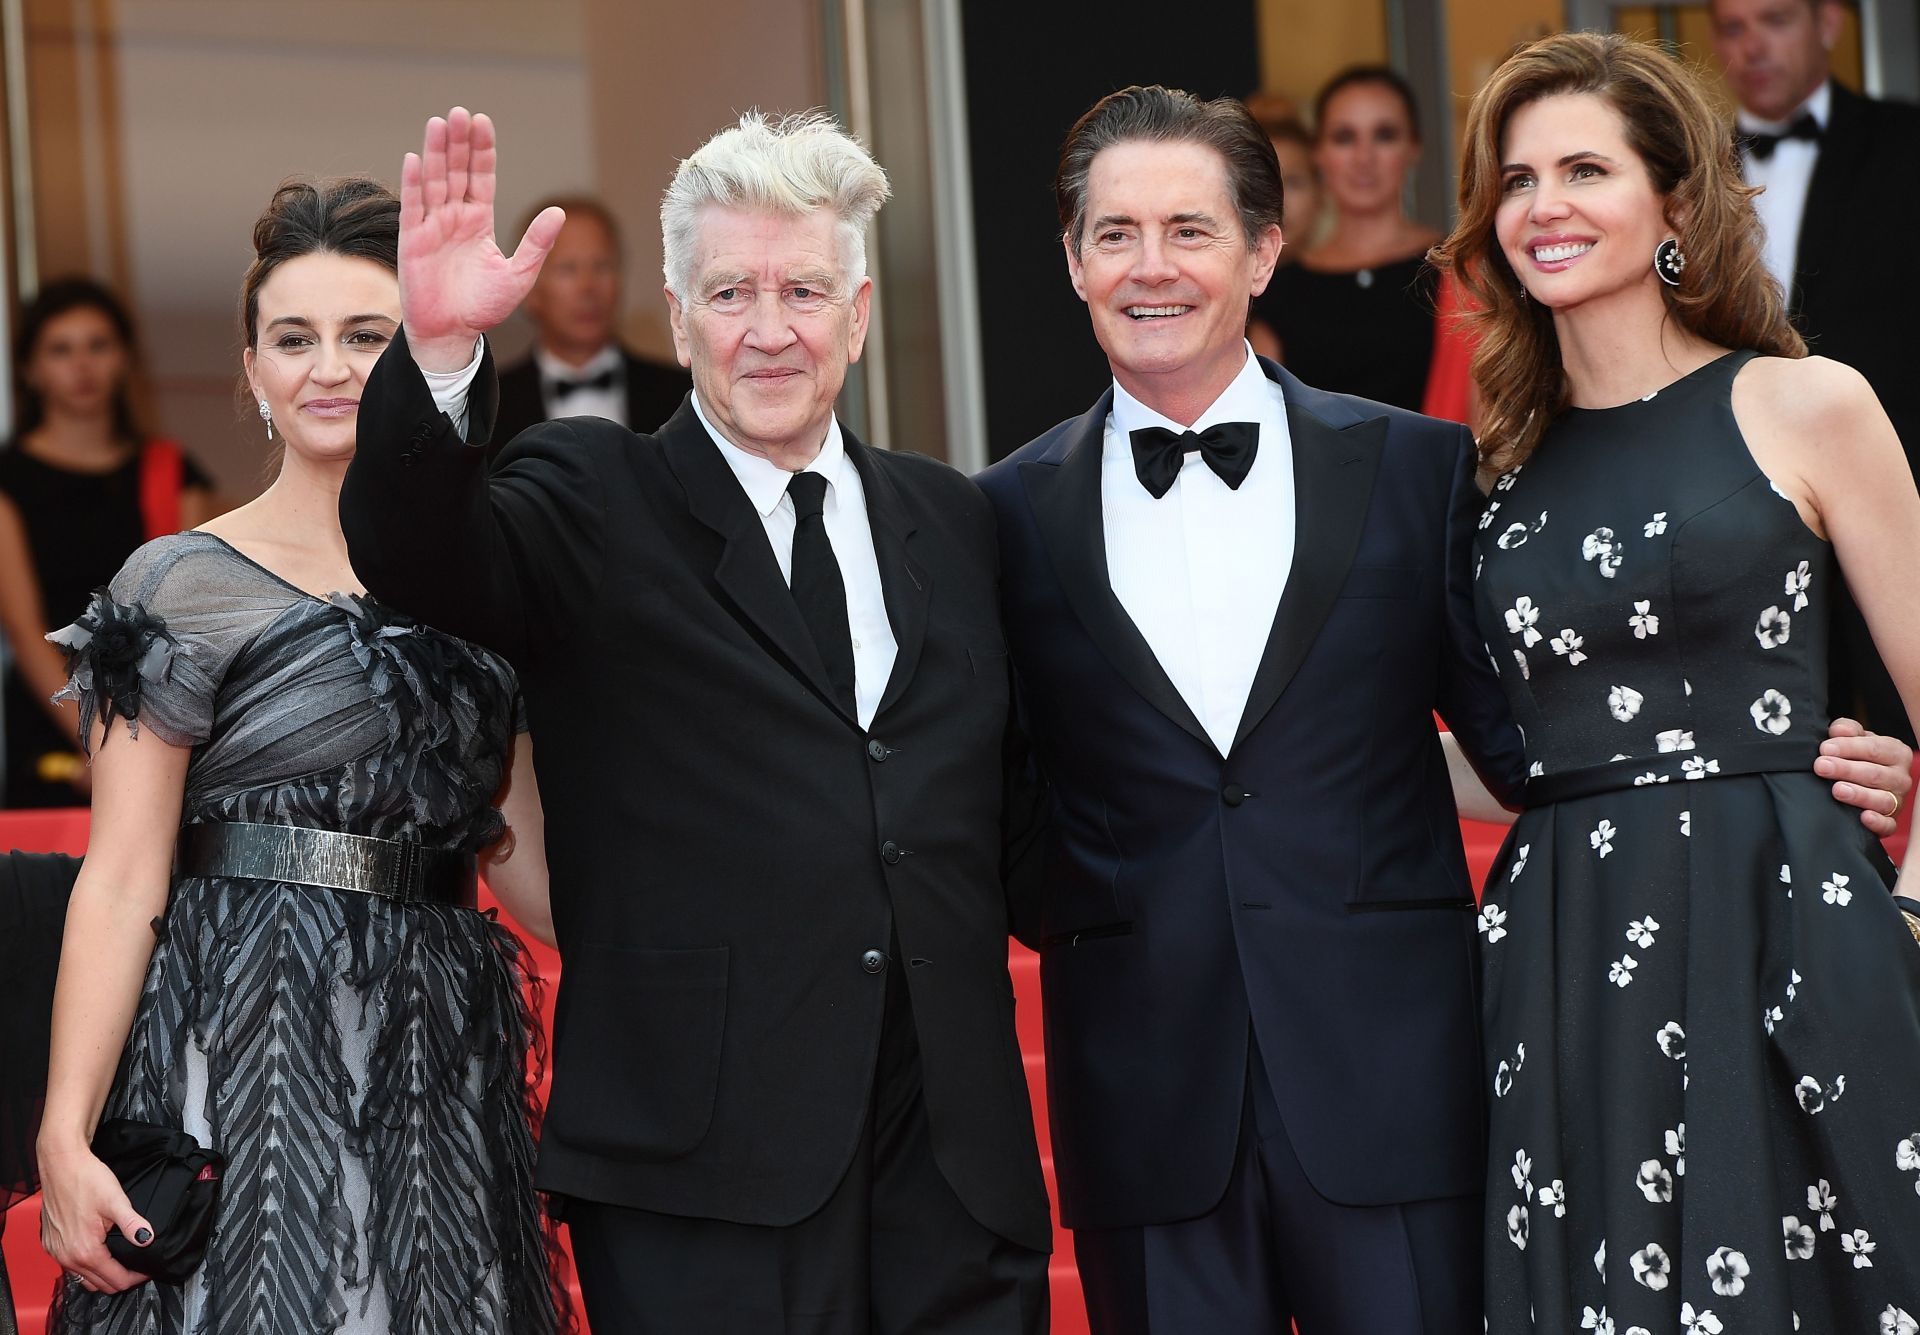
[1795,83,1865,298]
[1020,404,1215,754]
[847,438,930,719]
[1230,401,1386,752]
[661,417,856,725]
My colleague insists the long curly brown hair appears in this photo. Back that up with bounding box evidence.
[1431,31,1804,472]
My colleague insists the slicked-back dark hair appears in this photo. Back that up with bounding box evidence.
[1055,85,1284,253]
[13,276,142,441]
[241,177,400,346]
[1314,65,1424,144]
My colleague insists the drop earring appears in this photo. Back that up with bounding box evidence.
[258,399,273,441]
[1654,237,1686,287]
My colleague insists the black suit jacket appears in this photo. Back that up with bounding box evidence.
[492,344,692,458]
[340,330,1051,1251]
[976,361,1526,1229]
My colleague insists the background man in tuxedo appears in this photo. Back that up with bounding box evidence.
[975,85,1913,1334]
[340,107,1050,1334]
[1712,0,1920,739]
[491,194,691,450]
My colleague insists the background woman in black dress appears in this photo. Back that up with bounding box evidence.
[0,281,221,807]
[1250,66,1441,409]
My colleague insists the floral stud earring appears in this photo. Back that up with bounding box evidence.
[258,399,273,441]
[1654,238,1686,287]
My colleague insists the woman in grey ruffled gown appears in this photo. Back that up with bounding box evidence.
[34,177,563,1335]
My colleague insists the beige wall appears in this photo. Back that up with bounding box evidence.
[1257,0,1388,115]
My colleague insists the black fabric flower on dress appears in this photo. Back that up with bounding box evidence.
[48,588,183,753]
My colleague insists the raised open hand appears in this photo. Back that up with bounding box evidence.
[399,107,565,371]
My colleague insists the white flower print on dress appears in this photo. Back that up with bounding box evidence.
[1756,604,1792,648]
[1808,1180,1838,1230]
[1608,685,1644,721]
[1896,1133,1920,1173]
[1591,819,1617,857]
[1512,649,1531,681]
[1786,560,1812,611]
[1751,689,1793,734]
[1509,844,1530,882]
[1682,756,1721,779]
[1665,1123,1685,1175]
[1505,596,1544,646]
[1636,1159,1673,1202]
[1882,1306,1918,1335]
[1764,1004,1784,1035]
[1629,1242,1671,1290]
[1783,1215,1817,1259]
[1552,628,1588,664]
[1796,1075,1846,1112]
[1680,809,1691,836]
[1493,1042,1526,1098]
[1538,1180,1566,1217]
[1681,1303,1723,1334]
[1580,1307,1613,1334]
[1628,601,1660,638]
[1494,467,1521,491]
[1788,968,1801,1002]
[1478,903,1508,943]
[1583,527,1624,578]
[1594,1238,1606,1281]
[1842,1228,1876,1268]
[1626,917,1659,948]
[1506,1203,1529,1250]
[1657,1022,1686,1059]
[1511,1149,1533,1194]
[1479,500,1501,531]
[1706,1246,1747,1296]
[1495,523,1529,550]
[1822,872,1852,906]
[1643,511,1668,537]
[1656,729,1695,752]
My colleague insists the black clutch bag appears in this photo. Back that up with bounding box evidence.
[90,1119,223,1284]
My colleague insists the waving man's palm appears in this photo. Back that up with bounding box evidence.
[400,107,564,369]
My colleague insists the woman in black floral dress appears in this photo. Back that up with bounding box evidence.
[1434,33,1920,1333]
[33,179,562,1334]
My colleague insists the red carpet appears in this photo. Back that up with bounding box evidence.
[4,791,1909,1334]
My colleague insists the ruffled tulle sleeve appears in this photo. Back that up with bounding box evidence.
[47,536,238,753]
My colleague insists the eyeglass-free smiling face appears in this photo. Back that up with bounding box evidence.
[243,252,400,465]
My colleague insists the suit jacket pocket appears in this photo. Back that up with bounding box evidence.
[546,943,730,1160]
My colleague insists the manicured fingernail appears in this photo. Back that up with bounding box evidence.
[134,1227,152,1245]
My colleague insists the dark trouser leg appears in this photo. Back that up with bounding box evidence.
[1072,1035,1482,1335]
[868,958,1049,1335]
[565,950,1045,1335]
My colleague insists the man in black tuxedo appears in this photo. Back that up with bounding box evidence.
[491,194,691,451]
[975,85,1913,1334]
[1712,0,1920,739]
[341,107,1049,1334]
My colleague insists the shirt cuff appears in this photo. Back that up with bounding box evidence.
[420,336,485,443]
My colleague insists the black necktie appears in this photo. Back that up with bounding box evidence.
[785,472,857,714]
[549,367,618,397]
[1737,112,1821,162]
[1128,422,1260,499]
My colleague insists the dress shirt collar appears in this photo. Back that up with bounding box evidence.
[534,341,623,386]
[691,390,848,518]
[1737,78,1831,135]
[1106,342,1283,452]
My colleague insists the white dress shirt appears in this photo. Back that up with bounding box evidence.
[536,343,627,428]
[1739,80,1830,297]
[1102,343,1294,755]
[425,340,898,729]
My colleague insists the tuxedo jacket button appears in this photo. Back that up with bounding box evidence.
[1222,783,1248,806]
[861,949,887,974]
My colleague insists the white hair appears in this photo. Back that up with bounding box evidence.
[660,111,891,300]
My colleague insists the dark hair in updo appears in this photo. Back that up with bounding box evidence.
[13,276,142,441]
[240,177,399,346]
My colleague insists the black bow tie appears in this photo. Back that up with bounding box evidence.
[549,367,618,397]
[1128,422,1259,498]
[1737,112,1821,162]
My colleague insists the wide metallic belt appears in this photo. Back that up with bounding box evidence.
[177,821,478,909]
[1522,740,1822,807]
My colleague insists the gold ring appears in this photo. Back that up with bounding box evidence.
[1891,792,1903,820]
